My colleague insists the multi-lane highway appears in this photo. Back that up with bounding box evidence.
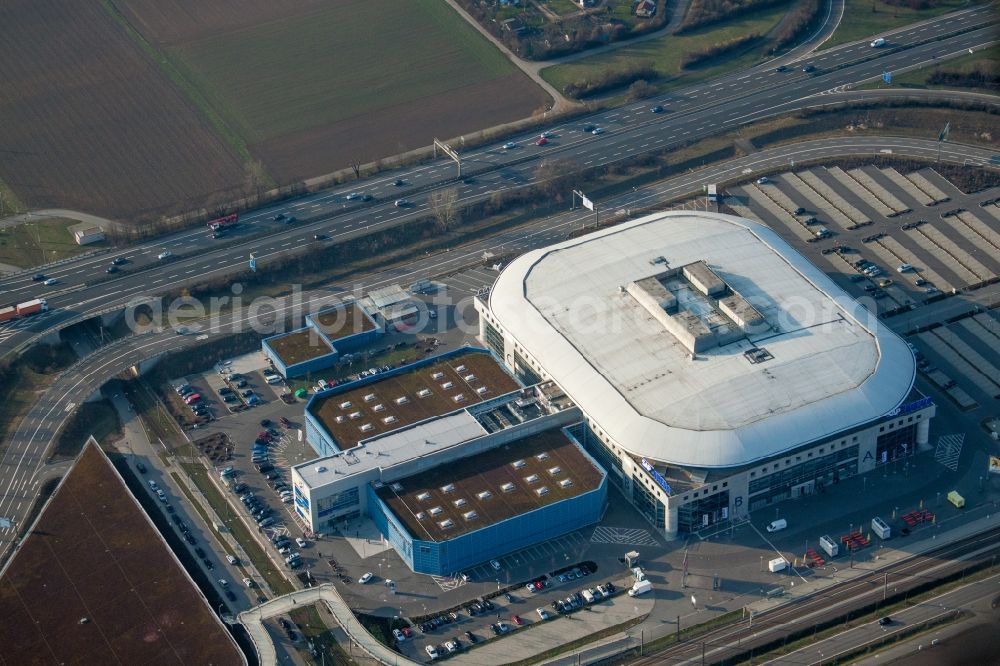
[2,133,997,562]
[0,6,994,358]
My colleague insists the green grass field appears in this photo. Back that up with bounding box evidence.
[820,0,971,50]
[0,217,107,269]
[863,43,998,90]
[541,3,789,94]
[169,0,519,144]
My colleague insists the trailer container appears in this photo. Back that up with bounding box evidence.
[819,534,839,558]
[16,299,48,316]
[768,557,788,573]
[871,516,891,539]
[947,491,965,508]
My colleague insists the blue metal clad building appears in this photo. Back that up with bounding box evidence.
[367,477,607,576]
[262,303,380,379]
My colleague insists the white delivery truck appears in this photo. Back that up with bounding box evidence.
[582,589,596,604]
[766,518,787,533]
[872,516,891,539]
[819,534,839,558]
[768,557,788,573]
[628,580,652,597]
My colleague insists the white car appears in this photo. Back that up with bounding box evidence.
[871,37,886,48]
[536,607,550,620]
[243,577,254,588]
[490,559,501,571]
[226,555,239,565]
[425,645,440,660]
[394,198,409,207]
[540,131,553,139]
[158,251,172,260]
[392,628,405,642]
[444,641,458,653]
[345,192,361,200]
[502,142,516,150]
[296,537,308,548]
[218,579,229,587]
[43,277,58,286]
[591,127,605,135]
[359,572,374,584]
[756,177,769,184]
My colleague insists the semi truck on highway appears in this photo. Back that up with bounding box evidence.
[207,213,239,233]
[0,299,49,323]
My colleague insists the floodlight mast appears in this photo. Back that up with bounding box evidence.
[433,139,461,177]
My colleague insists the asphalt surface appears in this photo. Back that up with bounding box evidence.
[1,132,996,563]
[0,6,994,359]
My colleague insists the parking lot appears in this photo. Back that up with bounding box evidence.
[725,167,1000,317]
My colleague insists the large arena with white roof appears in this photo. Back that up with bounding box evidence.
[477,211,935,536]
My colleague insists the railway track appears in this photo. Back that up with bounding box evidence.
[628,525,1000,665]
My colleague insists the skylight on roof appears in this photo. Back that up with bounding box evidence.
[441,483,456,493]
[476,490,492,500]
[416,491,431,501]
[462,510,478,521]
[559,478,574,488]
[439,519,454,529]
[547,466,562,475]
[453,498,467,508]
[535,486,550,496]
[429,506,443,516]
[524,474,540,484]
[501,482,515,493]
[512,459,526,469]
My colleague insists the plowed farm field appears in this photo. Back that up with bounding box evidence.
[149,0,550,182]
[0,0,246,222]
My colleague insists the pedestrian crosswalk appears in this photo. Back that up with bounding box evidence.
[590,526,660,547]
[934,433,964,471]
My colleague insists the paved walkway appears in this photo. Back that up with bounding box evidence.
[239,584,421,666]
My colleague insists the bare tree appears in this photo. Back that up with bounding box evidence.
[429,187,460,233]
[243,159,267,205]
[533,159,576,201]
[351,161,361,180]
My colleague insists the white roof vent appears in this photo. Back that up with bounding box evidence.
[536,452,550,461]
[438,519,455,529]
[535,486,550,496]
[395,396,409,405]
[334,415,345,424]
[453,498,467,508]
[524,474,540,484]
[373,403,385,412]
[429,506,443,516]
[441,483,456,493]
[416,491,431,501]
[363,393,376,402]
[501,482,516,493]
[452,393,465,402]
[390,482,403,492]
[339,401,352,409]
[547,466,562,476]
[455,364,467,372]
[559,478,574,488]
[476,490,492,500]
[476,386,488,395]
[382,415,397,424]
[315,466,327,473]
[359,423,374,432]
[441,381,454,389]
[415,511,426,520]
[431,371,445,380]
[348,411,362,420]
[462,510,478,521]
[463,374,476,382]
[512,459,526,469]
[417,388,432,398]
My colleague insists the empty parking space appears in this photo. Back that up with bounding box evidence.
[905,170,950,205]
[918,329,1000,398]
[981,201,1000,223]
[741,186,815,242]
[954,210,1000,255]
[440,268,498,297]
[828,166,894,218]
[799,169,870,227]
[462,532,588,582]
[850,167,911,216]
[917,223,994,282]
[880,167,935,207]
[782,172,854,231]
[903,225,980,285]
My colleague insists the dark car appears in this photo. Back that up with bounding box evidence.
[257,464,274,474]
[136,462,147,474]
[195,547,206,558]
[802,64,816,72]
[112,256,127,265]
[185,533,197,546]
[393,178,405,186]
[225,589,237,602]
[878,616,892,626]
[32,273,46,281]
[204,559,214,570]
[775,64,788,72]
[582,124,596,132]
[465,630,477,643]
[106,265,118,273]
[650,105,663,113]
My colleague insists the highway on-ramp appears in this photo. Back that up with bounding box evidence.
[0,7,994,359]
[2,134,996,563]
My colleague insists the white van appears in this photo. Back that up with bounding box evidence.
[871,37,886,48]
[897,263,913,273]
[766,518,788,533]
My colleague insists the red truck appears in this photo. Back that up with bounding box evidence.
[0,298,49,323]
[207,213,239,232]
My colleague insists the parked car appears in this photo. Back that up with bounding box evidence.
[359,572,374,584]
